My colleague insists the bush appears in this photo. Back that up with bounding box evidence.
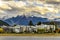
[0,28,4,33]
[37,28,45,34]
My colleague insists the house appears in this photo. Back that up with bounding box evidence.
[35,24,55,32]
[0,24,55,33]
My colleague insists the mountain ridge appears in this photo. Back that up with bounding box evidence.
[3,15,50,26]
[0,20,9,26]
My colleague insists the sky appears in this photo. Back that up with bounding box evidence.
[0,0,60,19]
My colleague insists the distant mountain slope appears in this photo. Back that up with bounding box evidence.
[3,15,50,26]
[0,20,10,26]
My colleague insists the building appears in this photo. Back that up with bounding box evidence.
[0,24,55,33]
[36,24,55,31]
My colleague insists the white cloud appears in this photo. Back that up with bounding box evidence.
[0,0,59,19]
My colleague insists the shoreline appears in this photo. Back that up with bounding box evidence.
[0,33,60,36]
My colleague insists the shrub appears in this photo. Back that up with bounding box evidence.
[37,28,45,34]
[0,28,4,33]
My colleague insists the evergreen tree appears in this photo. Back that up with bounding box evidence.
[14,24,16,26]
[50,21,55,25]
[13,24,17,27]
[50,21,58,33]
[37,22,41,25]
[28,20,34,26]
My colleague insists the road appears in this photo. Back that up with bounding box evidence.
[0,36,60,40]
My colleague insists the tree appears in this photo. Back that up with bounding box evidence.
[50,21,55,25]
[50,21,58,33]
[12,24,17,27]
[37,22,41,25]
[14,24,16,26]
[28,20,34,26]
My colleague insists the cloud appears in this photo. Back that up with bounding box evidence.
[0,1,59,19]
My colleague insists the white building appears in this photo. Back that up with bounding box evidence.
[36,24,55,31]
[2,24,55,33]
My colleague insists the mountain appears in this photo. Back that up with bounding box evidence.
[54,18,60,21]
[52,18,60,25]
[3,15,50,26]
[0,20,10,26]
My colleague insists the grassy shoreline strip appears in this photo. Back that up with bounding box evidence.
[0,33,59,36]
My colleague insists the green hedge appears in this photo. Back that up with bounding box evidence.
[37,29,45,34]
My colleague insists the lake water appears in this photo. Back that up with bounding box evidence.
[0,36,60,40]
